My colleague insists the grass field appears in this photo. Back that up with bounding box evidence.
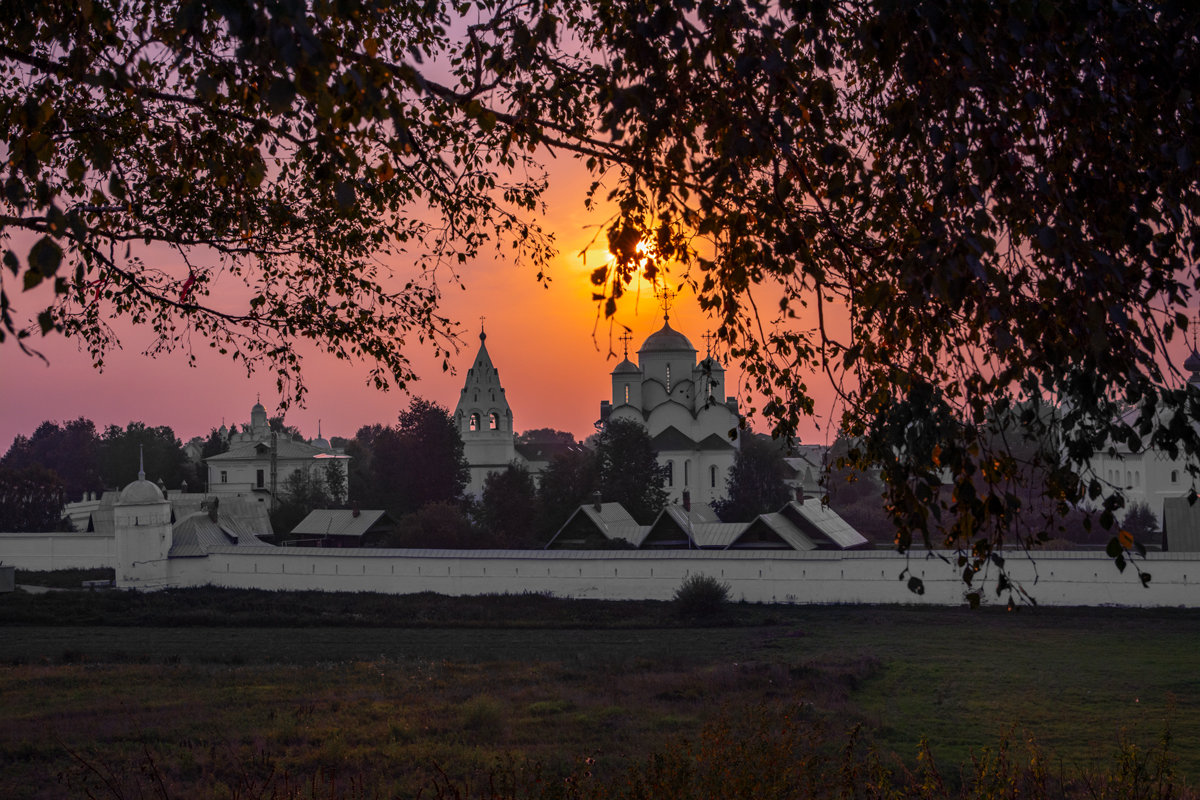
[2,583,1198,798]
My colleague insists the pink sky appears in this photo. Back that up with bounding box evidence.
[0,169,841,452]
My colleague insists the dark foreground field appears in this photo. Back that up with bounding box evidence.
[2,578,1199,798]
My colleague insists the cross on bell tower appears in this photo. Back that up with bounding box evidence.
[619,330,633,359]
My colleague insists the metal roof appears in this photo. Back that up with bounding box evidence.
[733,513,818,551]
[205,437,344,463]
[170,511,273,557]
[291,509,395,538]
[783,500,869,549]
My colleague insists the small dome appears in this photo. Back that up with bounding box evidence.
[118,478,165,505]
[1185,348,1200,375]
[252,401,266,413]
[697,355,725,372]
[639,321,695,354]
[312,437,331,450]
[612,358,641,375]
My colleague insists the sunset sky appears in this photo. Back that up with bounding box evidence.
[0,162,840,453]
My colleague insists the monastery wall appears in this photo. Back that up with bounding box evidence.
[175,548,1200,608]
[0,532,115,571]
[4,530,1198,607]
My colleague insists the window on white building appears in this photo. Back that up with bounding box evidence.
[684,460,691,486]
[666,365,671,392]
[624,384,630,403]
[256,469,264,489]
[489,412,499,430]
[220,471,227,483]
[710,466,717,488]
[470,413,480,432]
[666,460,674,487]
[1172,470,1179,483]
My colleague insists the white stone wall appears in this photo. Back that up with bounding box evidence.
[168,548,1200,608]
[4,530,1198,607]
[0,533,115,570]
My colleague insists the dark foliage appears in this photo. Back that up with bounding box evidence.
[0,464,69,531]
[349,398,468,518]
[2,417,102,500]
[595,418,667,525]
[480,463,541,548]
[713,434,791,522]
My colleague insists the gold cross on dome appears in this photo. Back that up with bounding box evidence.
[619,330,633,358]
[657,286,676,322]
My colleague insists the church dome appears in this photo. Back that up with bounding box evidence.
[612,358,641,375]
[1185,348,1200,375]
[639,321,695,354]
[118,478,165,505]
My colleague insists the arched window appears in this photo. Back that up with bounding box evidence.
[624,384,630,403]
[666,460,674,487]
[1172,470,1179,483]
[666,364,671,392]
[1135,471,1140,485]
[710,465,717,488]
[470,413,480,432]
[489,412,499,430]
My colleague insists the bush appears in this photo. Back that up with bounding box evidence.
[673,574,730,617]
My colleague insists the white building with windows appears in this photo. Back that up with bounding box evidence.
[1086,348,1200,525]
[204,400,349,504]
[600,315,741,507]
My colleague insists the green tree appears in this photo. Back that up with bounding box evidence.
[270,467,331,537]
[383,501,479,549]
[348,400,468,517]
[595,418,667,524]
[392,398,469,514]
[323,460,347,507]
[713,435,791,523]
[516,429,577,446]
[480,463,540,548]
[536,447,599,540]
[0,464,69,531]
[98,422,188,490]
[2,417,102,500]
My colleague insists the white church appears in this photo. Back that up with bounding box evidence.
[454,308,741,507]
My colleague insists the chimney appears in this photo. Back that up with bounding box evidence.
[352,505,361,518]
[592,491,602,512]
[682,490,691,512]
[208,497,220,523]
[794,486,805,505]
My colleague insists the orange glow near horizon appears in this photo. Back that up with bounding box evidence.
[0,163,842,457]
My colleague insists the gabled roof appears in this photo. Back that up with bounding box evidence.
[1162,496,1200,552]
[653,426,698,451]
[643,505,742,548]
[545,502,651,548]
[780,500,869,549]
[696,432,737,451]
[730,513,818,550]
[170,511,273,557]
[291,509,396,538]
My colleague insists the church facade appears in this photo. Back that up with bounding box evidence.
[599,318,741,507]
